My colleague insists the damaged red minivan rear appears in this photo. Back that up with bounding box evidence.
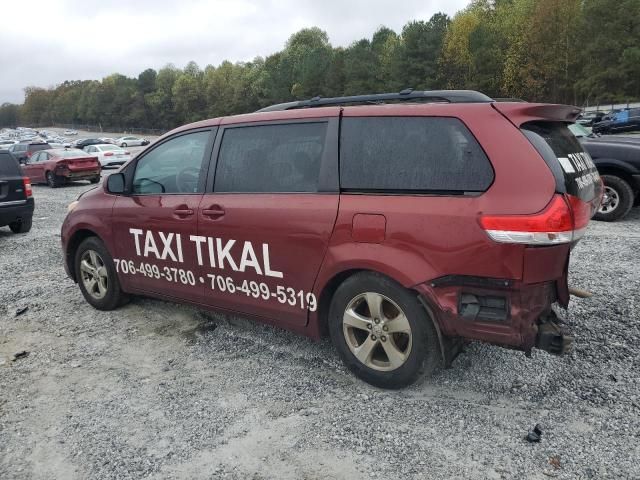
[61,90,603,388]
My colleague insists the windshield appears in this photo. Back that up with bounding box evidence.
[569,123,590,138]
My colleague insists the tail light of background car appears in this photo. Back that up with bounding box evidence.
[104,152,114,157]
[23,177,32,197]
[480,194,592,245]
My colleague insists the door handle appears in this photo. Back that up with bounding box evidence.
[202,206,225,219]
[173,208,194,218]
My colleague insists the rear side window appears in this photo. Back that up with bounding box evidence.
[215,122,327,193]
[340,117,493,193]
[0,152,21,176]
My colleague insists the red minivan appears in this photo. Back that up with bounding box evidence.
[61,91,602,388]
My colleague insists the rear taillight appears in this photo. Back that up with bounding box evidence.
[480,194,591,245]
[124,151,130,155]
[23,177,32,197]
[104,152,114,157]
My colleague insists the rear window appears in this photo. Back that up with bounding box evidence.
[339,117,493,193]
[54,149,88,158]
[521,121,600,200]
[0,152,21,176]
[28,143,50,153]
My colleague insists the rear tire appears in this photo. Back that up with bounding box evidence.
[121,143,127,148]
[593,175,634,222]
[74,237,128,310]
[89,176,100,184]
[46,171,62,188]
[9,217,32,234]
[328,272,441,389]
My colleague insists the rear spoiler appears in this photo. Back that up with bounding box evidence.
[492,103,582,126]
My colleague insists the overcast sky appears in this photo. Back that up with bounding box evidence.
[1,0,469,104]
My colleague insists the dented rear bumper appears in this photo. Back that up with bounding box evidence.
[417,275,570,354]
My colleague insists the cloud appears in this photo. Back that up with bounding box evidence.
[0,0,469,103]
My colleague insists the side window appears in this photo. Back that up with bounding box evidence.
[214,122,327,193]
[132,130,210,195]
[340,117,494,193]
[28,152,40,163]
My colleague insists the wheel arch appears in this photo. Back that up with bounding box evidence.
[596,162,638,191]
[313,267,440,339]
[65,228,102,282]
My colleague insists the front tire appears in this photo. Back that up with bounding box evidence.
[328,272,441,389]
[593,175,634,222]
[74,237,128,310]
[9,217,32,233]
[121,143,127,148]
[89,176,100,184]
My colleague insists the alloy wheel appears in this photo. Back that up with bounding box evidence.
[80,250,109,300]
[342,292,412,372]
[599,186,620,214]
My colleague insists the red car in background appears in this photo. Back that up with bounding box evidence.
[21,148,101,188]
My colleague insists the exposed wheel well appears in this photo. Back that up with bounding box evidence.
[316,269,429,337]
[597,167,638,194]
[316,269,364,337]
[66,229,99,282]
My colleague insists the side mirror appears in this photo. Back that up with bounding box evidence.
[106,172,125,194]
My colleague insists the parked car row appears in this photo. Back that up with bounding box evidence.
[579,107,640,134]
[3,89,638,388]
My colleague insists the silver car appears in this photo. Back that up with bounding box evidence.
[116,136,148,147]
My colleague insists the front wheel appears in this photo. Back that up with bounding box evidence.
[89,176,100,184]
[593,175,634,222]
[121,143,127,148]
[74,237,128,310]
[328,272,441,389]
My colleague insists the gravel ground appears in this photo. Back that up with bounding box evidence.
[1,182,639,480]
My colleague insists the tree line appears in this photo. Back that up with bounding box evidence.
[1,0,638,131]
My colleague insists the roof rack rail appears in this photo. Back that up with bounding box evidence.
[256,89,494,112]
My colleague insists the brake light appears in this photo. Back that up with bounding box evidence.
[124,151,130,155]
[480,194,591,245]
[22,177,32,197]
[104,152,114,157]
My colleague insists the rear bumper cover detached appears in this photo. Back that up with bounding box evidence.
[417,276,572,356]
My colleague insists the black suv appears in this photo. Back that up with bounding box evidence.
[0,150,34,233]
[7,142,52,163]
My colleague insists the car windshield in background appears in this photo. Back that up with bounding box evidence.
[53,149,90,158]
[569,123,590,138]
